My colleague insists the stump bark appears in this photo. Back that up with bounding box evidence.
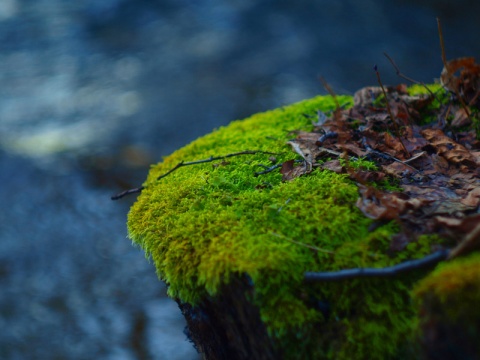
[177,275,280,360]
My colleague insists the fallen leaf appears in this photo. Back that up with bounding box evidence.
[461,187,480,207]
[451,107,472,128]
[320,160,343,174]
[421,128,477,167]
[283,68,479,256]
[280,160,311,181]
[441,57,480,106]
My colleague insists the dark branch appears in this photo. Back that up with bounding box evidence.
[383,52,438,100]
[156,150,283,181]
[384,52,421,85]
[254,163,282,176]
[111,186,145,200]
[319,76,340,110]
[437,18,448,69]
[304,249,449,282]
[255,159,304,176]
[111,150,283,200]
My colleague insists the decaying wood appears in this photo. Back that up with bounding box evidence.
[177,276,280,360]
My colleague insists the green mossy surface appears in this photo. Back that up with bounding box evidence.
[412,253,480,358]
[413,252,480,322]
[127,93,442,359]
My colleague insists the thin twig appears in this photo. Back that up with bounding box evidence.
[317,147,352,159]
[156,150,282,181]
[254,159,305,176]
[383,52,438,101]
[374,65,411,158]
[373,150,418,171]
[254,163,283,176]
[111,186,145,200]
[384,52,421,85]
[437,18,448,69]
[304,249,449,282]
[319,76,340,110]
[401,151,425,164]
[111,150,283,200]
[361,137,418,171]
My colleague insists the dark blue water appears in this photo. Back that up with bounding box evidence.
[1,1,479,359]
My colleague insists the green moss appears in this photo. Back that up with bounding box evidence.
[406,83,450,126]
[413,252,480,321]
[340,156,378,171]
[127,91,442,359]
[412,253,480,358]
[406,83,443,96]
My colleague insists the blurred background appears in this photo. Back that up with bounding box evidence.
[1,1,479,359]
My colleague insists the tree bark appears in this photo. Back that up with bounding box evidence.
[177,275,280,360]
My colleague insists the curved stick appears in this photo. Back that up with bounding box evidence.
[304,249,449,282]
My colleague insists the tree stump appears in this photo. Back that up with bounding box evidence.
[125,85,480,359]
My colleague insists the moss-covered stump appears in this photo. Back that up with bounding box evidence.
[126,93,470,359]
[412,253,480,360]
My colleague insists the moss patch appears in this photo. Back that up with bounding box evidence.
[412,253,480,358]
[127,94,442,359]
[413,252,480,319]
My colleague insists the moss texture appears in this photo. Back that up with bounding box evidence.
[412,253,480,359]
[127,94,443,359]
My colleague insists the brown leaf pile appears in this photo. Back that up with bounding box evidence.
[282,59,480,256]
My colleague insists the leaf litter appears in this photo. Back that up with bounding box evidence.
[282,58,480,259]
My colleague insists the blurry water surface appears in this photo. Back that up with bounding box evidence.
[1,1,479,359]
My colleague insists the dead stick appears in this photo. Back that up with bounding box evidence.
[156,150,282,181]
[437,17,448,68]
[111,150,283,200]
[304,249,449,282]
[111,186,144,200]
[383,52,438,101]
[319,76,340,110]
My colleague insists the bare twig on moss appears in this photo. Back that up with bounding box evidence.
[254,163,283,176]
[155,150,283,181]
[304,249,449,282]
[111,150,283,200]
[255,158,309,176]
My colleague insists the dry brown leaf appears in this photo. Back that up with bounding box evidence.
[280,160,311,181]
[451,107,472,128]
[283,72,479,256]
[461,187,480,207]
[384,132,407,158]
[320,160,343,174]
[356,185,425,220]
[349,170,386,184]
[441,57,480,106]
[421,128,477,167]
